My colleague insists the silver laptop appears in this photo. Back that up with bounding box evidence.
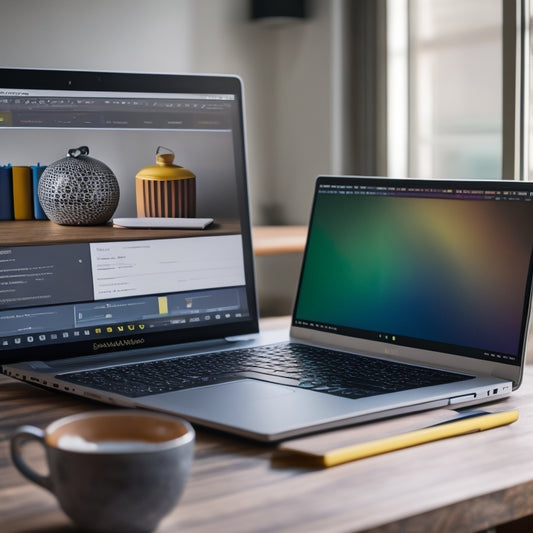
[2,69,533,442]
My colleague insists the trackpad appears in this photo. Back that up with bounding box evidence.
[142,378,355,439]
[161,379,296,409]
[213,379,296,400]
[142,379,299,431]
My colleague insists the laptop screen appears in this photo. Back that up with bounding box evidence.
[0,68,258,363]
[293,176,533,367]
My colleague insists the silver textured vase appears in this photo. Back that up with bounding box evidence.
[38,146,120,225]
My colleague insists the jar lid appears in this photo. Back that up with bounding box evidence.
[136,146,195,181]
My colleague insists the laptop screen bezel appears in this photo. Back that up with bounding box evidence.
[0,67,259,363]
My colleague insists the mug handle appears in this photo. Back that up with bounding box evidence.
[10,425,53,492]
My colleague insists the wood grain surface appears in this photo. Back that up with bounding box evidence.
[3,364,533,532]
[0,219,240,245]
[0,220,307,258]
[251,225,307,256]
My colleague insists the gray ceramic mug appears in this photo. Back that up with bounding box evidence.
[10,410,195,533]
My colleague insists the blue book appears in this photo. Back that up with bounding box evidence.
[0,164,14,220]
[31,164,48,220]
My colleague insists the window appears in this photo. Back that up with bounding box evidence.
[386,0,528,181]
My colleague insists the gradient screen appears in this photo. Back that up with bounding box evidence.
[293,177,533,366]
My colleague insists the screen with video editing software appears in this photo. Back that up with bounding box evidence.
[0,69,257,363]
[293,178,533,366]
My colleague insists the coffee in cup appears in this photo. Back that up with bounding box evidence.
[10,410,195,533]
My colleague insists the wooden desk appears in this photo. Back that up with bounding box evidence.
[2,365,533,532]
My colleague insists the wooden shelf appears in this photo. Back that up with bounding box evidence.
[0,221,307,257]
[0,219,240,246]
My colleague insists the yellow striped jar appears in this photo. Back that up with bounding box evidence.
[136,147,196,218]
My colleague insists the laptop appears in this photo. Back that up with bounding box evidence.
[2,69,533,442]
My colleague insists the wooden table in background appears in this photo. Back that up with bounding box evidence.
[252,225,307,256]
[3,324,533,532]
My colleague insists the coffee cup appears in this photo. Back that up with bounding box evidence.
[10,410,195,533]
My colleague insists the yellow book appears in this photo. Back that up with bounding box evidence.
[12,166,33,220]
[272,408,519,468]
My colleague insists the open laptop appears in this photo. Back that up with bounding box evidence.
[2,69,533,442]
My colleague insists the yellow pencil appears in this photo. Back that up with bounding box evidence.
[273,409,519,468]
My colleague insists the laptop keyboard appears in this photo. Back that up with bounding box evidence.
[61,343,473,400]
